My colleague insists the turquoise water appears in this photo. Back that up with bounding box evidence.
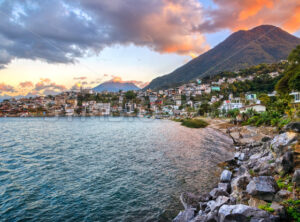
[0,117,233,221]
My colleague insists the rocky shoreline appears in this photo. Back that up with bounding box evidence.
[173,122,300,222]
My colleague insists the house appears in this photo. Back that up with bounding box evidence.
[219,98,243,112]
[290,91,300,105]
[239,104,266,113]
[211,86,220,92]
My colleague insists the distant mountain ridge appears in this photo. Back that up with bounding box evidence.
[146,25,300,89]
[93,81,140,92]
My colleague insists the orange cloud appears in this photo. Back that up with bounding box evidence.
[0,83,15,93]
[199,0,300,34]
[238,0,274,21]
[19,81,34,88]
[106,76,148,88]
[282,5,300,33]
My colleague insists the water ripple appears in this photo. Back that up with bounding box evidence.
[0,118,233,222]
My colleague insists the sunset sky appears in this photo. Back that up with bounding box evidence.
[0,0,300,98]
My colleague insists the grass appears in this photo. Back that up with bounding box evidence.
[181,119,209,128]
[258,203,275,213]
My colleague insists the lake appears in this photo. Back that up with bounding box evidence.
[0,117,233,221]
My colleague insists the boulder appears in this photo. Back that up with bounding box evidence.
[218,204,277,222]
[199,193,212,202]
[271,132,298,155]
[209,188,229,200]
[283,122,300,133]
[173,208,195,222]
[270,202,286,219]
[206,196,230,212]
[274,190,292,202]
[292,169,300,186]
[180,192,200,209]
[246,176,279,201]
[231,174,251,197]
[218,183,231,193]
[220,170,232,182]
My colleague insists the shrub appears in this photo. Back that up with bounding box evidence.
[282,199,300,221]
[181,119,209,128]
[258,203,275,213]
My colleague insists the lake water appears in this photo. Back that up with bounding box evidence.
[0,117,233,222]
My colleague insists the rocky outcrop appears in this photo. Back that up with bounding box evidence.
[218,204,278,222]
[246,176,279,201]
[173,123,299,222]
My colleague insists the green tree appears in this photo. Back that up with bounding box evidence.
[276,45,300,94]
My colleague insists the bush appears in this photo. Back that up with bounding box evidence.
[258,203,275,213]
[181,119,209,128]
[282,199,300,221]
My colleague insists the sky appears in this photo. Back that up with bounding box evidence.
[0,0,299,98]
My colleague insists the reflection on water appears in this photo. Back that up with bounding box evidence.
[0,118,233,222]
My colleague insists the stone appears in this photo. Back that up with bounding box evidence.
[231,174,251,194]
[292,169,300,186]
[220,170,232,182]
[209,188,229,200]
[199,193,211,202]
[180,192,200,209]
[246,176,279,201]
[173,208,195,222]
[218,183,231,193]
[206,196,229,212]
[189,214,206,222]
[274,190,292,202]
[248,197,267,208]
[283,122,300,133]
[271,132,298,155]
[218,204,277,222]
[238,153,245,161]
[270,202,286,219]
[281,151,294,174]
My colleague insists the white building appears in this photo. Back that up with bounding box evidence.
[239,104,266,113]
[290,91,300,104]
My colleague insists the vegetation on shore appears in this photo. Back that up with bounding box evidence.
[176,118,209,128]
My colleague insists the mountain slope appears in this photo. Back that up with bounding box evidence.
[93,81,140,92]
[146,25,300,89]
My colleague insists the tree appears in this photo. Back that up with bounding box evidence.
[276,45,300,94]
[125,91,136,100]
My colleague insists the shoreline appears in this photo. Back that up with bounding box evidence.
[173,121,300,222]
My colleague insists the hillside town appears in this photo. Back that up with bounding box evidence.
[1,65,299,118]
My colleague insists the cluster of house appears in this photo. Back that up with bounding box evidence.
[0,73,299,117]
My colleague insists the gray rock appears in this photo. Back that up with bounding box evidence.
[281,151,294,174]
[173,208,196,222]
[189,214,206,222]
[292,169,300,186]
[218,183,231,193]
[220,170,232,182]
[206,196,229,212]
[238,153,245,161]
[271,132,298,155]
[180,192,200,209]
[270,202,286,219]
[218,204,277,222]
[209,188,229,200]
[283,122,300,133]
[246,176,279,201]
[274,190,292,202]
[199,193,211,202]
